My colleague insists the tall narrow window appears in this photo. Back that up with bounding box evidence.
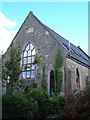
[85,75,88,88]
[76,68,80,91]
[50,70,55,96]
[68,69,72,94]
[22,42,36,79]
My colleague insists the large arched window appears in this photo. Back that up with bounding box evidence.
[22,42,36,79]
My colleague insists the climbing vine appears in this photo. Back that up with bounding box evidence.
[54,48,63,96]
[33,56,46,91]
[41,63,46,91]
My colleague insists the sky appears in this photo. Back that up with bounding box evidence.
[0,2,88,55]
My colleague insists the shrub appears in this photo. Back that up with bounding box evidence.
[2,94,35,120]
[26,88,50,120]
[49,95,66,116]
[62,89,90,120]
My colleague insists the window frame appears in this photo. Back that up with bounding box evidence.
[22,42,36,79]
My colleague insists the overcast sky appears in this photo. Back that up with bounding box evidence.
[0,2,88,55]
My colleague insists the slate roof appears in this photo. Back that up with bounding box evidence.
[43,25,90,67]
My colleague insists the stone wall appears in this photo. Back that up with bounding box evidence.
[3,12,89,94]
[66,57,89,93]
[3,13,67,91]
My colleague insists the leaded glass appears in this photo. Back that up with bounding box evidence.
[26,44,29,51]
[31,71,35,78]
[22,72,26,78]
[27,71,30,78]
[23,58,27,64]
[32,49,35,55]
[22,42,36,79]
[24,51,27,57]
[28,57,31,64]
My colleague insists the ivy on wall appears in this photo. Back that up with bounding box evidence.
[54,48,63,96]
[41,63,46,91]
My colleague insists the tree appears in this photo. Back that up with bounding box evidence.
[54,48,63,96]
[2,43,22,94]
[41,63,47,91]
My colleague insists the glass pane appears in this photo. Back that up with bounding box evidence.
[30,43,34,50]
[32,49,35,55]
[31,71,35,78]
[22,65,27,71]
[21,53,23,58]
[22,72,26,78]
[27,64,31,70]
[28,57,31,63]
[26,44,29,51]
[27,71,30,78]
[24,51,27,57]
[28,50,31,56]
[32,56,35,63]
[23,58,27,64]
[31,64,35,70]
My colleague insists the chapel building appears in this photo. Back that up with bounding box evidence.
[3,11,90,95]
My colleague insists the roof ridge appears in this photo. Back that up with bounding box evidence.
[31,13,64,45]
[43,24,69,43]
[44,24,90,60]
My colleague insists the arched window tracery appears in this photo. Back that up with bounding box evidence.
[22,42,36,79]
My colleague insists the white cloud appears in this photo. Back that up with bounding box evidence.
[0,12,17,54]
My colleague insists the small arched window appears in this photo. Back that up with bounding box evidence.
[22,42,36,79]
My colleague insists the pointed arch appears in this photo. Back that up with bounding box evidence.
[22,42,36,79]
[76,68,80,91]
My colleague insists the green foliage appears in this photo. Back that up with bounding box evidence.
[26,87,50,120]
[2,86,90,120]
[33,55,47,91]
[2,86,67,120]
[29,82,37,89]
[17,78,25,93]
[2,43,22,94]
[33,56,40,65]
[49,95,66,116]
[2,94,35,120]
[41,63,47,91]
[54,48,63,96]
